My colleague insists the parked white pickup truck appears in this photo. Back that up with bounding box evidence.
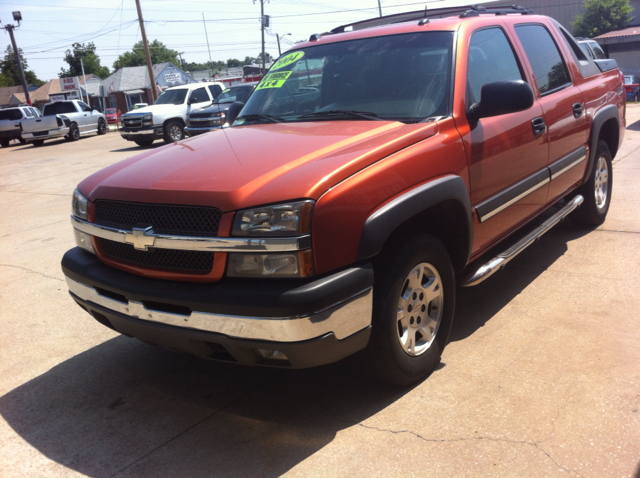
[119,82,225,147]
[0,105,41,148]
[21,100,107,147]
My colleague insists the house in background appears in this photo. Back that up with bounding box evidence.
[0,84,42,108]
[7,75,103,110]
[101,62,196,113]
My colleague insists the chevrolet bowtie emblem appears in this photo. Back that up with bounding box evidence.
[125,226,156,250]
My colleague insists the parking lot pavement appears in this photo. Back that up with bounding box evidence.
[1,109,639,478]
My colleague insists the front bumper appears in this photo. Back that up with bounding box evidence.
[61,248,373,368]
[120,126,163,141]
[184,125,221,137]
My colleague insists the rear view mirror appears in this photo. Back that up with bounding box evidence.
[467,80,534,121]
[226,101,245,126]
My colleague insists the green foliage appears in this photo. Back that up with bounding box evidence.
[573,0,633,37]
[0,45,44,87]
[113,40,180,70]
[59,42,110,79]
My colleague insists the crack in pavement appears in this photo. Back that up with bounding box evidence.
[0,264,64,282]
[0,219,66,239]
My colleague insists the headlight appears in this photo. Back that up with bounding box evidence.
[232,201,313,236]
[142,114,152,126]
[72,188,88,219]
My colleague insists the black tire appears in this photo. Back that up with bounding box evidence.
[163,120,184,143]
[363,233,455,386]
[573,139,612,227]
[636,92,640,102]
[67,123,80,142]
[97,118,107,135]
[18,137,26,144]
[33,140,45,147]
[0,138,9,148]
[134,139,154,147]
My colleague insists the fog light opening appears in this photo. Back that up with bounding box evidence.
[256,349,288,360]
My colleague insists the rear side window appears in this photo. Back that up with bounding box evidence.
[0,109,22,120]
[588,41,606,59]
[43,102,78,115]
[467,28,524,104]
[24,108,34,117]
[515,24,571,95]
[208,84,223,99]
[189,87,209,103]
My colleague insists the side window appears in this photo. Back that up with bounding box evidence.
[79,102,92,112]
[24,108,34,117]
[588,41,606,59]
[515,24,571,95]
[208,84,223,99]
[189,87,209,103]
[467,28,524,105]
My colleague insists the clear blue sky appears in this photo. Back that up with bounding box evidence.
[0,0,492,81]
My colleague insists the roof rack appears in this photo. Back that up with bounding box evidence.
[328,4,534,34]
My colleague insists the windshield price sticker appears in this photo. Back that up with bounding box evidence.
[256,71,293,89]
[271,51,304,71]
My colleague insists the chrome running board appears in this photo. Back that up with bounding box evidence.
[461,195,584,287]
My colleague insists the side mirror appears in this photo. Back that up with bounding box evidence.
[467,80,534,121]
[187,97,196,105]
[225,101,245,126]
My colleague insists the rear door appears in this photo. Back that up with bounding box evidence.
[513,23,588,202]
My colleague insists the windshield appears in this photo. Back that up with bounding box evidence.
[154,89,188,105]
[215,86,254,104]
[0,109,22,121]
[106,108,117,114]
[237,31,453,125]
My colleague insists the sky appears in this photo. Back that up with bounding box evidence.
[0,0,493,81]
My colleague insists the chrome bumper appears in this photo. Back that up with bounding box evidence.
[66,276,373,342]
[120,128,162,137]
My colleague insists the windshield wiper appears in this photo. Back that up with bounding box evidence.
[237,113,284,124]
[298,110,383,121]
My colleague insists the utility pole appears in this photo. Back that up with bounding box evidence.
[255,0,268,74]
[202,14,213,79]
[135,0,156,103]
[79,57,88,104]
[1,12,31,105]
[378,0,382,17]
[276,33,291,56]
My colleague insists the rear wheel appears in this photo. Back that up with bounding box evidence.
[363,233,455,385]
[97,118,107,135]
[573,139,612,227]
[67,123,80,142]
[0,139,9,148]
[163,120,184,143]
[134,139,154,147]
[18,137,26,144]
[33,140,45,147]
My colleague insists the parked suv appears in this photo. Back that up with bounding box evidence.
[120,81,226,147]
[624,74,640,102]
[21,100,107,146]
[62,6,624,385]
[185,82,257,136]
[0,105,41,148]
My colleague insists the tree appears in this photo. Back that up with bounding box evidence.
[255,52,273,64]
[226,58,242,68]
[0,45,44,87]
[113,40,179,70]
[573,0,633,37]
[59,42,110,79]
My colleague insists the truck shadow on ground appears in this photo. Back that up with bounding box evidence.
[0,220,590,478]
[626,118,640,131]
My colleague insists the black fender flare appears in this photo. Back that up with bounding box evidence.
[584,104,619,182]
[357,175,472,264]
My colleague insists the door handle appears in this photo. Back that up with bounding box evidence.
[572,103,583,118]
[531,117,546,136]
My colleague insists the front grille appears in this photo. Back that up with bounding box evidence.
[99,238,215,273]
[187,119,218,127]
[189,111,221,119]
[95,200,222,237]
[122,118,142,128]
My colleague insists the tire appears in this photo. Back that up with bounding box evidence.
[636,92,640,102]
[0,139,9,148]
[573,139,612,227]
[97,118,107,135]
[18,137,26,144]
[363,233,455,385]
[33,140,45,147]
[163,120,184,143]
[67,123,80,142]
[134,140,154,147]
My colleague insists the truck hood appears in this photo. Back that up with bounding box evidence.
[79,121,438,211]
[123,104,185,118]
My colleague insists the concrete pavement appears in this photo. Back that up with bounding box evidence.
[1,106,639,478]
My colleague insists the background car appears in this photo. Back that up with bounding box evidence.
[575,37,607,60]
[185,82,257,136]
[105,108,121,124]
[0,105,42,147]
[624,74,640,102]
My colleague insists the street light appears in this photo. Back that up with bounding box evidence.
[1,11,31,105]
[276,33,292,56]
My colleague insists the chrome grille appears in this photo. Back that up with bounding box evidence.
[122,117,142,128]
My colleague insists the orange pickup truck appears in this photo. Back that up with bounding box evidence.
[62,6,625,385]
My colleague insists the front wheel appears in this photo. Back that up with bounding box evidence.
[97,118,107,135]
[33,140,45,147]
[363,234,455,385]
[573,139,612,227]
[163,120,184,143]
[67,123,80,142]
[134,139,154,147]
[0,138,9,148]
